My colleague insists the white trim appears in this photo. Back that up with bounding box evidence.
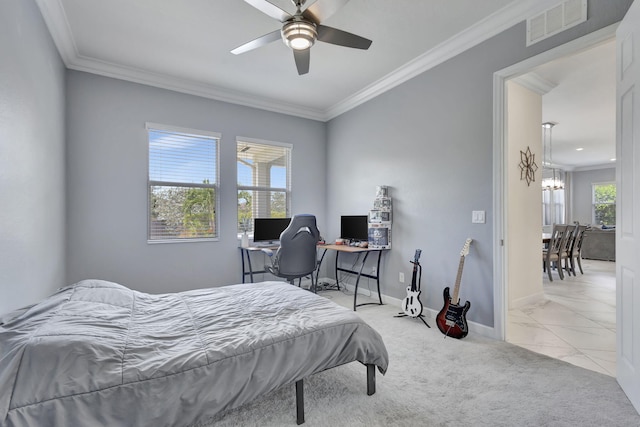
[236,136,293,150]
[38,0,562,122]
[318,278,497,339]
[572,162,618,172]
[327,0,562,120]
[492,70,508,341]
[512,72,558,95]
[510,292,545,310]
[34,0,78,64]
[146,122,222,140]
[493,23,618,342]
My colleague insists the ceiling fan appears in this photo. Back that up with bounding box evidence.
[231,0,372,75]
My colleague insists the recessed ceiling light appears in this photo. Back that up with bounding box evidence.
[610,158,616,162]
[576,147,584,151]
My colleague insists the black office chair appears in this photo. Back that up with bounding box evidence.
[263,214,320,292]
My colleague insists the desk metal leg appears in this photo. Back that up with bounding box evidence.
[352,250,384,311]
[353,251,370,311]
[241,249,247,283]
[240,248,256,283]
[247,251,255,283]
[374,250,383,305]
[334,251,340,290]
[315,248,329,290]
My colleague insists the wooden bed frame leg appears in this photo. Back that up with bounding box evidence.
[366,364,376,396]
[296,379,305,425]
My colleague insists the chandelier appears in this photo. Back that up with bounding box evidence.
[541,122,564,191]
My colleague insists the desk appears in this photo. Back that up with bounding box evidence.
[317,244,385,311]
[239,245,279,283]
[239,244,386,312]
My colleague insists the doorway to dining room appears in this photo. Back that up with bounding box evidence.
[501,35,617,376]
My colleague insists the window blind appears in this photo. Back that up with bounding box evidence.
[147,124,220,241]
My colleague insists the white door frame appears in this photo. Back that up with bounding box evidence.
[492,24,618,340]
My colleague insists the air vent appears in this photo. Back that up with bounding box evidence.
[526,0,587,46]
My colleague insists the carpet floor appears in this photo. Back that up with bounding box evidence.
[193,289,640,427]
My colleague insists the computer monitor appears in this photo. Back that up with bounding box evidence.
[253,218,291,243]
[340,215,369,241]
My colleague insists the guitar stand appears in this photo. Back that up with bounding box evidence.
[393,261,431,328]
[394,312,431,328]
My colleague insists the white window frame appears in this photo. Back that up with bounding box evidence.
[147,122,221,243]
[237,137,292,235]
[592,181,616,226]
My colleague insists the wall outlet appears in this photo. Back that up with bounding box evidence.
[399,272,405,283]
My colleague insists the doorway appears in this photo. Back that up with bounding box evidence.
[493,25,618,374]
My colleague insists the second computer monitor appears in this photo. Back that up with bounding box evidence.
[340,215,368,242]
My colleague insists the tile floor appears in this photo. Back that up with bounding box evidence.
[507,259,616,376]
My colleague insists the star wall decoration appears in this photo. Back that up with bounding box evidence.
[519,146,538,186]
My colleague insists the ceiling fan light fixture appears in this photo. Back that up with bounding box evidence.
[282,20,317,50]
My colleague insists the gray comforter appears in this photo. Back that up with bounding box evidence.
[0,280,388,427]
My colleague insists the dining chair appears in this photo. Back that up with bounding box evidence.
[542,224,571,281]
[561,224,579,276]
[567,224,588,275]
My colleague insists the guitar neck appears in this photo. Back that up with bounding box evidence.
[410,263,418,290]
[451,256,465,304]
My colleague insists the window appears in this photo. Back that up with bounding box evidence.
[147,123,220,242]
[542,188,565,227]
[542,168,565,227]
[237,138,291,234]
[593,182,616,226]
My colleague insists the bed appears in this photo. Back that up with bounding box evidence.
[0,279,388,426]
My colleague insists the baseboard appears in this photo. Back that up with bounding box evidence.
[317,276,498,339]
[510,292,544,310]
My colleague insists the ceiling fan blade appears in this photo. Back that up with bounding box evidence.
[293,49,310,75]
[244,0,292,22]
[231,30,281,55]
[316,25,372,50]
[302,0,350,23]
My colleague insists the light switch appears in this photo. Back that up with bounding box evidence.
[472,210,485,224]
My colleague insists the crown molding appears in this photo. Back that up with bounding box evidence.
[572,162,617,172]
[35,0,78,64]
[37,0,562,122]
[512,72,558,95]
[325,0,562,120]
[68,54,326,121]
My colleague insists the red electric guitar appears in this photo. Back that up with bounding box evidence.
[402,249,423,317]
[436,238,472,339]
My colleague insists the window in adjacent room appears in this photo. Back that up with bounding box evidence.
[542,187,565,227]
[237,138,291,235]
[593,182,616,226]
[147,123,220,242]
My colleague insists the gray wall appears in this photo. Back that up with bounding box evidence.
[65,71,326,294]
[572,167,616,224]
[325,0,632,328]
[0,0,632,326]
[0,0,66,315]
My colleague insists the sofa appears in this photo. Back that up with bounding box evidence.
[581,226,616,261]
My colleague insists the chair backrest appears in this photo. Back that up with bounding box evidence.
[565,223,579,253]
[548,224,570,256]
[273,214,320,278]
[572,224,588,254]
